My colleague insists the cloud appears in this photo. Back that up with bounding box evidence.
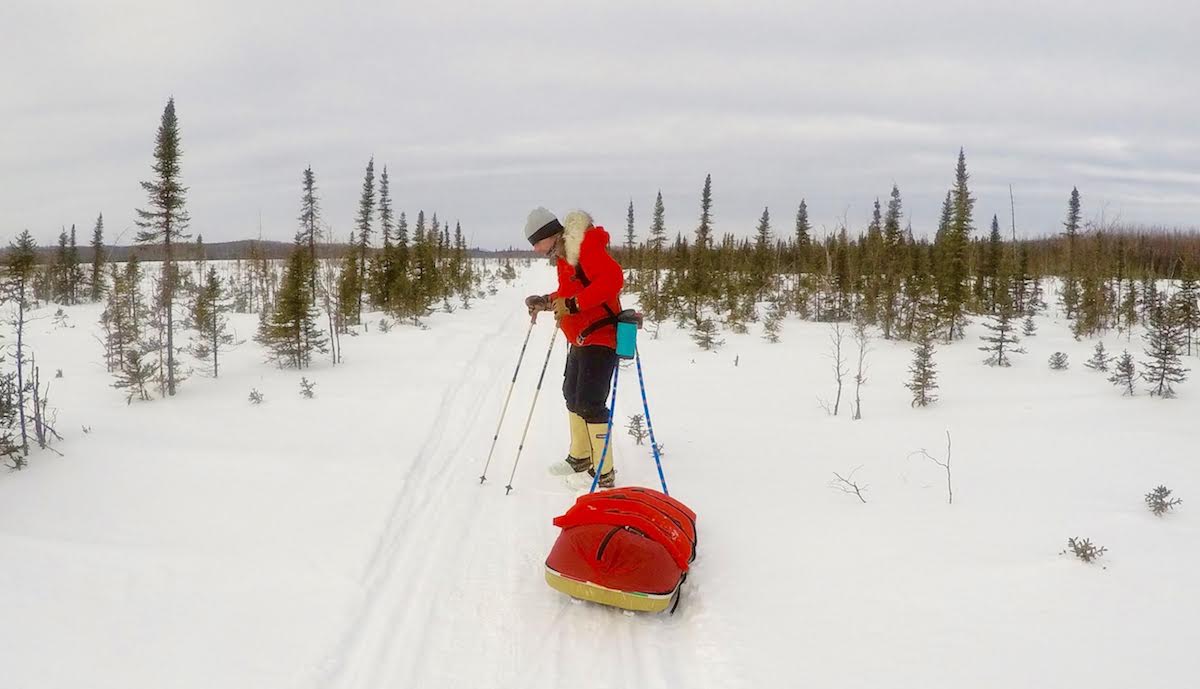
[1,0,1197,247]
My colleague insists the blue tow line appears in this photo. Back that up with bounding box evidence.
[588,347,669,495]
[635,349,669,496]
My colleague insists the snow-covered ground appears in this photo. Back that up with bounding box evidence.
[1,263,1196,689]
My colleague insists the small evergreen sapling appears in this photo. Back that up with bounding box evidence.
[762,299,784,343]
[299,377,316,399]
[979,308,1024,367]
[1084,341,1112,372]
[906,320,939,407]
[1141,295,1188,398]
[114,349,157,404]
[690,316,724,351]
[1021,314,1037,337]
[248,388,264,404]
[626,413,649,445]
[1108,350,1137,395]
[1144,485,1182,517]
[1062,537,1106,564]
[1048,352,1069,370]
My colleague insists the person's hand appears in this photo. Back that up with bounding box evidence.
[552,297,576,321]
[525,294,550,319]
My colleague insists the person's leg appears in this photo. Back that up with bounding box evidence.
[574,345,619,484]
[561,346,591,471]
[562,344,580,414]
[573,345,618,423]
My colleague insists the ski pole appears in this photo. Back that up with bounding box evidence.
[635,348,669,495]
[588,363,621,494]
[504,327,559,495]
[479,317,537,484]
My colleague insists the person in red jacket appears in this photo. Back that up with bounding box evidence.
[524,208,623,488]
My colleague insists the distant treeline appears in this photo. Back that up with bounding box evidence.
[21,239,539,263]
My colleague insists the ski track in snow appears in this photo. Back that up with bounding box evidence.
[317,305,513,688]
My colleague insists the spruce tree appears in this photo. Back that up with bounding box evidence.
[984,214,1003,312]
[190,267,235,377]
[1119,276,1138,336]
[90,213,106,302]
[1061,187,1082,318]
[114,348,157,404]
[624,199,636,253]
[906,317,939,407]
[861,198,884,325]
[690,316,723,351]
[1142,295,1188,397]
[354,157,375,321]
[979,306,1023,367]
[1072,230,1108,339]
[452,221,468,298]
[336,250,361,331]
[1022,314,1038,337]
[880,185,904,338]
[1085,341,1112,372]
[899,235,934,341]
[645,190,668,319]
[1174,271,1199,355]
[687,174,715,320]
[412,210,440,318]
[259,247,328,368]
[939,148,974,341]
[105,258,156,402]
[794,199,811,275]
[1109,350,1137,396]
[134,97,191,397]
[100,265,127,371]
[752,206,773,299]
[5,230,38,458]
[390,209,411,300]
[378,165,394,250]
[297,166,320,295]
[763,299,784,343]
[53,228,70,303]
[66,224,83,305]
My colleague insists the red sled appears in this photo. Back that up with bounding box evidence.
[544,487,697,613]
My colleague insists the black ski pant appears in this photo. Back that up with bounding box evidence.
[563,344,618,424]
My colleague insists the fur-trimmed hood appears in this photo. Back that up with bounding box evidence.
[562,210,597,266]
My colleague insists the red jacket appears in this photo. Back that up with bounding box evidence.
[549,218,624,348]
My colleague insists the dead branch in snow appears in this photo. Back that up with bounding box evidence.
[829,465,868,503]
[910,430,953,504]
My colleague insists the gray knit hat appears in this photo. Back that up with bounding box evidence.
[524,207,563,245]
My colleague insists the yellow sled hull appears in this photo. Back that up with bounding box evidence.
[544,567,677,613]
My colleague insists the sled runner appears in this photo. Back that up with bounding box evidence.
[544,487,697,613]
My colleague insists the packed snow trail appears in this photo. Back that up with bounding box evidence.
[316,275,738,689]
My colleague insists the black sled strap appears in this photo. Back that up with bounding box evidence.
[573,263,620,345]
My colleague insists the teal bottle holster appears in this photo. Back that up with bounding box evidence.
[615,309,640,359]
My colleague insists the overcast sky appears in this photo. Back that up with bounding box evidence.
[2,0,1198,249]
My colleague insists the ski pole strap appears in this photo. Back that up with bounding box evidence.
[636,348,669,495]
[588,364,620,494]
